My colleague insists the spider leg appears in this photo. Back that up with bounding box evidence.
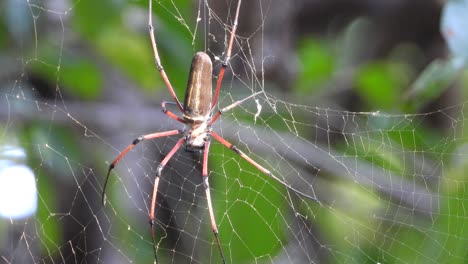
[149,0,183,112]
[101,130,182,205]
[211,132,321,204]
[212,0,242,108]
[162,101,185,123]
[149,137,186,264]
[210,91,262,125]
[202,139,226,264]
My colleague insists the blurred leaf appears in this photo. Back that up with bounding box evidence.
[413,161,468,264]
[29,47,103,100]
[96,27,159,91]
[296,38,335,93]
[405,0,468,110]
[314,183,382,260]
[27,123,81,183]
[35,167,62,256]
[72,0,120,39]
[73,0,161,92]
[59,58,102,100]
[369,113,452,162]
[210,142,286,263]
[404,59,461,110]
[380,225,428,264]
[355,62,407,111]
[0,21,7,48]
[345,138,405,175]
[73,0,193,96]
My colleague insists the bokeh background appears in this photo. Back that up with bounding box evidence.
[1,0,467,263]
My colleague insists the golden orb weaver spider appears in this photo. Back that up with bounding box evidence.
[101,0,319,263]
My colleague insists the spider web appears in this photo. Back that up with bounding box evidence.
[1,0,467,264]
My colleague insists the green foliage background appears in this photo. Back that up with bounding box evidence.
[1,0,467,263]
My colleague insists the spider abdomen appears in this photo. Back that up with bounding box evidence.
[183,52,213,123]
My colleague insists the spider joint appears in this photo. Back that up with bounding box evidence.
[156,165,163,176]
[231,145,241,155]
[155,62,163,71]
[133,136,144,145]
[203,177,209,189]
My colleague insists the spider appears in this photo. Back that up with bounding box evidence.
[101,0,319,263]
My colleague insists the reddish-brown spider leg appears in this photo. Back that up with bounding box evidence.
[212,0,242,109]
[149,137,185,264]
[101,130,181,205]
[211,132,321,204]
[161,101,185,123]
[210,91,262,125]
[202,140,226,264]
[149,0,183,112]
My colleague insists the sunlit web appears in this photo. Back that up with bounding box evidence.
[0,0,467,264]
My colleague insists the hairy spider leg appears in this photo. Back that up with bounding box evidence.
[212,0,242,109]
[148,0,183,112]
[211,132,321,204]
[101,130,182,205]
[202,139,226,263]
[149,137,186,264]
[161,101,185,123]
